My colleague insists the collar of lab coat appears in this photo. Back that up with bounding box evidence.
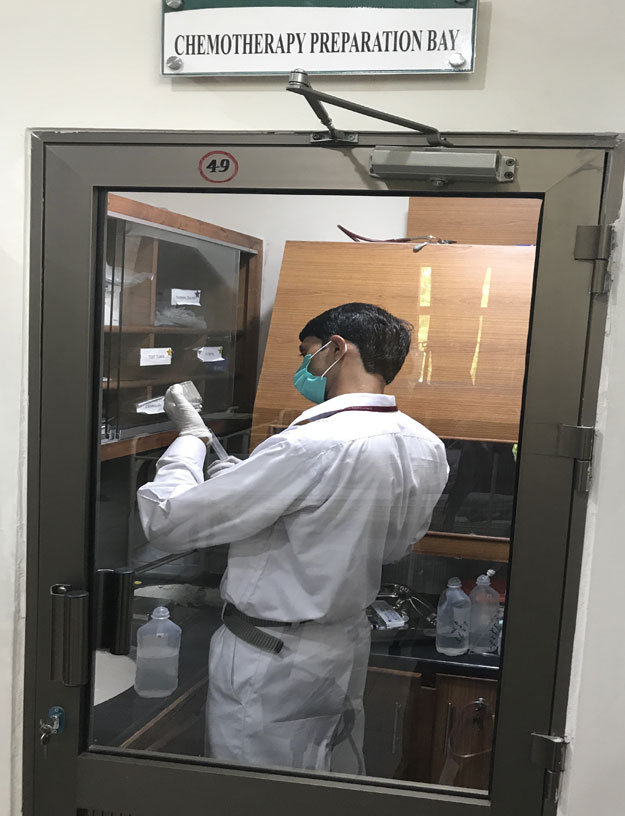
[288,392,397,428]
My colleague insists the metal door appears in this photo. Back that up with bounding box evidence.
[25,131,624,816]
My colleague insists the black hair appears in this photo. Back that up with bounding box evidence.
[299,302,413,385]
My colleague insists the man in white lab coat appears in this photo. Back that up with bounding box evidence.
[137,302,449,775]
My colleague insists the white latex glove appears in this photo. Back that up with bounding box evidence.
[206,455,241,479]
[164,384,210,439]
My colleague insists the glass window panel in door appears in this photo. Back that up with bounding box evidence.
[90,192,538,798]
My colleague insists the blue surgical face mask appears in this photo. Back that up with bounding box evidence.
[293,341,345,404]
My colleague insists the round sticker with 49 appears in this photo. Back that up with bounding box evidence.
[199,151,239,183]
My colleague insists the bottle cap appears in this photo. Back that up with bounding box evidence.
[152,606,170,619]
[447,577,462,588]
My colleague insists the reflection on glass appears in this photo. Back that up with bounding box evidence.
[91,193,537,795]
[430,440,517,538]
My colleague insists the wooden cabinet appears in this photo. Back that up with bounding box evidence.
[363,667,423,780]
[406,197,542,246]
[100,195,262,461]
[430,674,497,790]
[363,668,497,790]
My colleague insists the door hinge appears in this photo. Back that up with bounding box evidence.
[557,424,595,493]
[531,732,568,806]
[575,224,614,295]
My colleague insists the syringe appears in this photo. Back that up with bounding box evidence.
[208,429,229,462]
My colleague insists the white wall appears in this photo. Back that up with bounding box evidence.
[124,192,410,360]
[2,1,625,813]
[557,183,625,815]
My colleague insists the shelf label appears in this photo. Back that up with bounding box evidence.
[140,347,173,367]
[171,288,202,306]
[197,346,225,362]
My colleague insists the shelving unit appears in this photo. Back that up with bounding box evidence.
[104,325,242,334]
[100,195,262,460]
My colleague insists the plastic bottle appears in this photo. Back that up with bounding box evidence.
[436,577,471,656]
[469,569,500,655]
[134,606,181,698]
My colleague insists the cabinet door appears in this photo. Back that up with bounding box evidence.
[363,667,423,779]
[430,675,497,790]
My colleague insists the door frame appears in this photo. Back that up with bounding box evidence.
[25,130,624,816]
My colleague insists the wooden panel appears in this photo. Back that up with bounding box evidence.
[120,237,158,326]
[400,684,438,783]
[430,674,498,790]
[99,416,245,461]
[414,532,509,563]
[407,197,541,246]
[251,242,534,448]
[234,250,263,413]
[108,194,263,255]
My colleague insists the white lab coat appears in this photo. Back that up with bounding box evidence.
[137,392,449,772]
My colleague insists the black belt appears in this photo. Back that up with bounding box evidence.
[222,603,309,654]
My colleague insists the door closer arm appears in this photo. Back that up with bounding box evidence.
[286,69,453,147]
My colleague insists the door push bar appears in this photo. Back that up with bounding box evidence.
[49,569,134,685]
[286,68,453,147]
[50,551,198,684]
[95,551,198,654]
[94,568,135,656]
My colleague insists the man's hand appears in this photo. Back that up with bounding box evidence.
[164,384,210,439]
[206,455,241,479]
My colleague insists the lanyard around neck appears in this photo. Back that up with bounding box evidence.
[293,405,398,427]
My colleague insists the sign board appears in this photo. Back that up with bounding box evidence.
[162,0,478,77]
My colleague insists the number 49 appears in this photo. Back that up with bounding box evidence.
[205,158,231,173]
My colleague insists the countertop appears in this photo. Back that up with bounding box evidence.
[91,601,499,750]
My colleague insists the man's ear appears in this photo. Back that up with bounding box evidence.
[330,334,347,356]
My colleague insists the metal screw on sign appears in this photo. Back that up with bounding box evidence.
[455,0,470,4]
[448,52,466,68]
[166,56,184,71]
[166,0,184,9]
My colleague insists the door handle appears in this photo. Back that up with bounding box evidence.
[94,553,196,656]
[50,585,89,686]
[94,567,135,655]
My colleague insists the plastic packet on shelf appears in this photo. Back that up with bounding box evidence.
[154,305,207,329]
[136,397,166,415]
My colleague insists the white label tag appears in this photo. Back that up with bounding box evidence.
[171,288,201,306]
[136,397,166,415]
[370,601,405,629]
[196,346,224,362]
[140,347,173,367]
